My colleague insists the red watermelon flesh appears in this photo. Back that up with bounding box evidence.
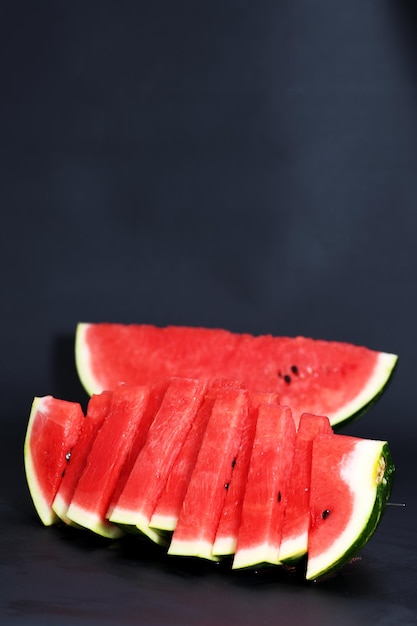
[232,404,296,569]
[306,433,394,580]
[108,378,208,543]
[65,385,154,538]
[168,387,249,560]
[149,379,244,533]
[52,390,113,523]
[278,413,333,563]
[76,323,398,427]
[24,396,85,526]
[212,391,281,556]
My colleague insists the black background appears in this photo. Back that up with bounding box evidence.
[1,1,417,624]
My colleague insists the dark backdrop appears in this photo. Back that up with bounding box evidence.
[1,2,417,623]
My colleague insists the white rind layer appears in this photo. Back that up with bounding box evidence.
[306,438,385,581]
[65,503,123,539]
[212,535,237,556]
[149,512,178,532]
[278,531,308,563]
[109,507,164,544]
[328,352,397,426]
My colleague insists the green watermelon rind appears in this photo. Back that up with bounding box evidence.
[305,441,395,582]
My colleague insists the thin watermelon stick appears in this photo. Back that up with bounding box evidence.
[278,413,333,563]
[52,390,113,524]
[212,391,281,557]
[232,404,296,569]
[168,387,249,561]
[149,379,245,533]
[66,385,155,539]
[108,378,208,543]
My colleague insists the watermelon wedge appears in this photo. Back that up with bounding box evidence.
[232,404,296,569]
[75,323,398,427]
[24,396,85,526]
[306,433,394,581]
[168,387,249,560]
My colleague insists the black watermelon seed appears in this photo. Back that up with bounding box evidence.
[277,491,282,502]
[231,458,237,468]
[322,509,331,519]
[224,482,230,490]
[291,365,299,375]
[284,375,291,384]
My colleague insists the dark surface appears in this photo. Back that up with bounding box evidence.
[2,1,417,623]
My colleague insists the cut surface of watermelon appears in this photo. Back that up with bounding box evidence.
[24,396,85,526]
[168,387,249,560]
[232,404,296,569]
[66,385,154,538]
[306,433,394,581]
[75,323,398,427]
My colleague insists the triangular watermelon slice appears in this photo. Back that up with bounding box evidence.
[75,322,397,427]
[24,396,85,526]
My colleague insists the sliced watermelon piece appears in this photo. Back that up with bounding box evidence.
[65,385,155,539]
[108,378,208,543]
[168,387,249,560]
[212,391,281,556]
[306,433,395,581]
[52,390,113,523]
[278,413,333,563]
[24,396,85,525]
[75,323,398,427]
[232,404,296,569]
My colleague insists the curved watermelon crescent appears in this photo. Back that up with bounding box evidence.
[74,323,398,428]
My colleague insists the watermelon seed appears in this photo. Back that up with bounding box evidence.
[322,509,331,520]
[65,451,71,462]
[284,375,291,384]
[291,365,299,375]
[231,458,237,468]
[61,469,65,478]
[277,491,282,503]
[224,482,230,490]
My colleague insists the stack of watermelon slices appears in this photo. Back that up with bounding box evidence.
[24,323,397,582]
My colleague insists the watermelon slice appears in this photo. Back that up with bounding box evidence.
[65,385,155,539]
[168,387,249,560]
[108,378,208,543]
[306,433,395,581]
[212,391,281,556]
[232,404,296,569]
[52,390,113,523]
[24,396,85,526]
[278,413,333,563]
[75,323,398,427]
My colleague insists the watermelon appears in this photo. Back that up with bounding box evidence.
[306,433,394,581]
[167,386,249,560]
[24,396,85,525]
[108,378,208,543]
[278,413,333,563]
[24,378,395,581]
[65,385,156,539]
[75,323,398,427]
[232,404,296,569]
